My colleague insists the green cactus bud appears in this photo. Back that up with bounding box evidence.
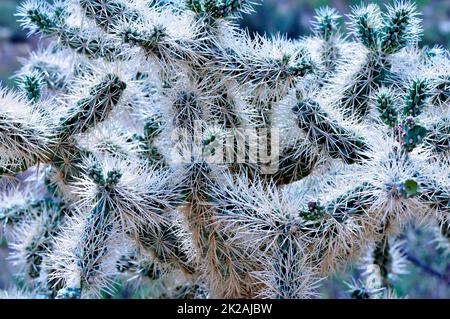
[403,79,429,117]
[299,200,326,221]
[105,169,122,186]
[397,178,419,198]
[374,88,398,127]
[88,163,105,185]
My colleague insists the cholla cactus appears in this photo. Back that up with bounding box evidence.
[0,0,448,299]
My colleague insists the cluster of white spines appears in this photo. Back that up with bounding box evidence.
[0,0,448,299]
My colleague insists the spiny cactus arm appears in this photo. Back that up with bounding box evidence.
[29,61,67,92]
[369,230,394,290]
[272,145,319,185]
[339,2,421,120]
[51,164,126,298]
[430,75,450,108]
[347,3,382,51]
[57,198,115,298]
[49,140,95,186]
[253,238,321,299]
[387,79,431,152]
[45,154,174,295]
[170,89,204,135]
[358,231,409,298]
[295,182,383,274]
[423,116,450,155]
[76,125,145,163]
[119,22,200,68]
[75,157,175,230]
[78,0,141,31]
[16,0,59,36]
[135,222,196,276]
[9,201,66,280]
[0,194,60,226]
[177,163,218,285]
[128,115,168,167]
[402,79,430,117]
[177,162,254,298]
[217,43,315,103]
[57,74,127,140]
[212,177,380,286]
[17,1,125,61]
[116,252,166,282]
[323,182,378,221]
[336,52,390,120]
[312,7,341,42]
[17,46,72,93]
[373,87,399,128]
[78,0,180,63]
[311,7,342,77]
[214,94,244,130]
[0,88,54,174]
[291,98,370,164]
[57,27,126,61]
[419,179,449,215]
[379,1,422,55]
[89,3,204,68]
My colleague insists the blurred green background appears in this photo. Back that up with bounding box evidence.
[0,0,449,298]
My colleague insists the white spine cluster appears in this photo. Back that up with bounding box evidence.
[0,0,448,299]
